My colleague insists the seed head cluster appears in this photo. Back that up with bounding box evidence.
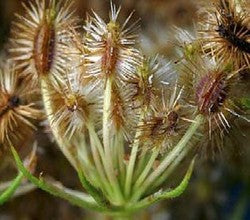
[0,0,249,209]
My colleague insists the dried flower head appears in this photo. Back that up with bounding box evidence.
[10,0,78,85]
[0,61,42,152]
[139,84,188,153]
[42,71,102,140]
[198,0,250,70]
[84,3,141,81]
[174,27,201,61]
[180,56,248,150]
[128,56,175,111]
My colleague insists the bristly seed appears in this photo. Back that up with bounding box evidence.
[34,21,56,76]
[195,72,228,115]
[217,23,250,54]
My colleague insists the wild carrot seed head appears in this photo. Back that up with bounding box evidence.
[198,0,250,71]
[9,0,78,86]
[0,61,42,152]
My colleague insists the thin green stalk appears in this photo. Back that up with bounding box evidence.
[133,148,160,190]
[133,149,149,180]
[76,136,101,189]
[124,114,144,198]
[115,131,125,185]
[149,141,193,193]
[103,78,124,204]
[10,146,120,213]
[130,115,203,202]
[0,173,24,205]
[77,170,109,207]
[129,159,195,211]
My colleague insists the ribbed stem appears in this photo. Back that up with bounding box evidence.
[148,140,193,193]
[124,114,144,198]
[130,115,203,202]
[88,124,113,196]
[103,78,124,204]
[133,148,160,190]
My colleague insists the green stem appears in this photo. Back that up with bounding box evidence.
[0,173,24,205]
[133,148,159,190]
[88,124,113,196]
[134,149,149,180]
[10,146,148,216]
[129,159,195,211]
[130,115,203,202]
[116,131,126,185]
[124,114,144,198]
[149,141,193,192]
[11,146,108,212]
[77,170,109,207]
[103,78,124,204]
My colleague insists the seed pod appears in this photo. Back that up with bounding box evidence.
[180,55,249,151]
[127,56,175,112]
[0,61,42,152]
[10,0,78,86]
[84,3,141,81]
[139,84,189,153]
[198,0,250,71]
[42,70,102,140]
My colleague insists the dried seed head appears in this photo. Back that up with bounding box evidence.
[198,0,250,70]
[139,84,188,153]
[0,61,42,152]
[180,56,249,151]
[10,0,78,85]
[108,79,139,141]
[174,27,201,61]
[128,56,175,111]
[195,71,229,115]
[84,3,141,81]
[43,71,102,140]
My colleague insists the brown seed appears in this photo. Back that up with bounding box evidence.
[34,20,55,76]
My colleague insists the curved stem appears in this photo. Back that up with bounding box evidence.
[11,146,108,212]
[0,173,24,205]
[148,140,193,193]
[129,158,195,211]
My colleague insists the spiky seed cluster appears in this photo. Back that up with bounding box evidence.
[128,56,175,111]
[139,84,187,153]
[198,0,250,70]
[180,56,246,148]
[10,0,78,85]
[43,71,102,140]
[80,4,142,139]
[84,3,141,81]
[0,62,42,152]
